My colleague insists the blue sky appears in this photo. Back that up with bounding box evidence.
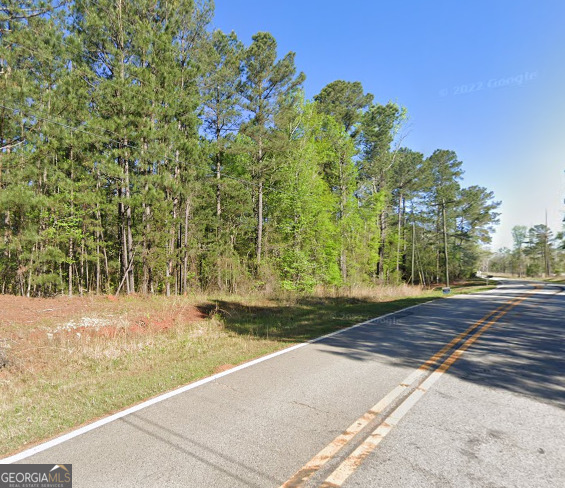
[212,0,565,249]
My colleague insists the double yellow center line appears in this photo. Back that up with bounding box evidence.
[281,288,538,488]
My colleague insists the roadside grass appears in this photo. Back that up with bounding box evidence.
[0,282,493,457]
[543,276,565,284]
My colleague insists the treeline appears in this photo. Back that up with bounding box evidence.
[0,0,500,296]
[487,225,565,277]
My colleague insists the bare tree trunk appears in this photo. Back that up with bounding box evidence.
[339,190,347,283]
[96,213,110,292]
[257,180,263,267]
[96,235,100,294]
[102,242,109,289]
[117,0,134,294]
[119,189,129,294]
[80,237,85,296]
[435,207,441,283]
[402,197,408,274]
[396,193,403,276]
[125,159,134,293]
[256,137,264,269]
[26,244,35,297]
[339,157,347,282]
[167,163,179,296]
[183,200,190,294]
[95,169,102,293]
[377,208,387,281]
[167,206,177,297]
[216,151,221,218]
[411,214,416,284]
[68,237,73,296]
[442,200,450,288]
[69,148,75,295]
[177,220,182,295]
[142,178,150,294]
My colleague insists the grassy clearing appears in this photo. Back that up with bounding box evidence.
[0,282,492,457]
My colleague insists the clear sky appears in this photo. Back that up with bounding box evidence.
[212,0,565,249]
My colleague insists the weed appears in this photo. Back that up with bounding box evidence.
[0,282,492,457]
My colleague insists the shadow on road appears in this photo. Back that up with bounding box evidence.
[120,415,279,487]
[209,287,565,409]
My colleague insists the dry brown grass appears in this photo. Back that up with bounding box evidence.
[0,305,285,458]
[330,283,425,300]
[0,282,491,458]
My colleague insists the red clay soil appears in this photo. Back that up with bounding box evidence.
[0,295,93,327]
[0,294,208,336]
[213,364,236,374]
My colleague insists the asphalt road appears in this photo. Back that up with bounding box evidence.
[4,281,565,487]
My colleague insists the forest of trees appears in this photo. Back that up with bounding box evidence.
[487,224,565,277]
[0,0,502,296]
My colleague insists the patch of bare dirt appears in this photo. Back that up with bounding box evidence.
[0,294,207,338]
[0,294,210,375]
[0,295,94,328]
[213,364,236,374]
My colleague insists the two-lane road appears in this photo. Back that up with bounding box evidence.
[3,281,565,487]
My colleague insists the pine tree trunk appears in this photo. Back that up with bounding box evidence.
[125,159,134,293]
[257,180,263,268]
[117,0,134,293]
[68,237,73,296]
[167,205,177,297]
[377,208,387,281]
[402,197,408,276]
[183,200,190,294]
[142,180,150,294]
[256,136,264,269]
[119,188,129,294]
[26,243,35,297]
[436,207,441,283]
[95,169,102,293]
[216,138,222,220]
[96,234,101,294]
[396,193,403,276]
[80,238,85,296]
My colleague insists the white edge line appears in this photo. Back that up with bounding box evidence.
[1,301,432,464]
[552,285,565,295]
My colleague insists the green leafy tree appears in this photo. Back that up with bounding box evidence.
[0,4,504,296]
[239,31,304,269]
[511,225,528,276]
[525,224,553,277]
[269,101,340,290]
[359,102,406,281]
[313,81,373,282]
